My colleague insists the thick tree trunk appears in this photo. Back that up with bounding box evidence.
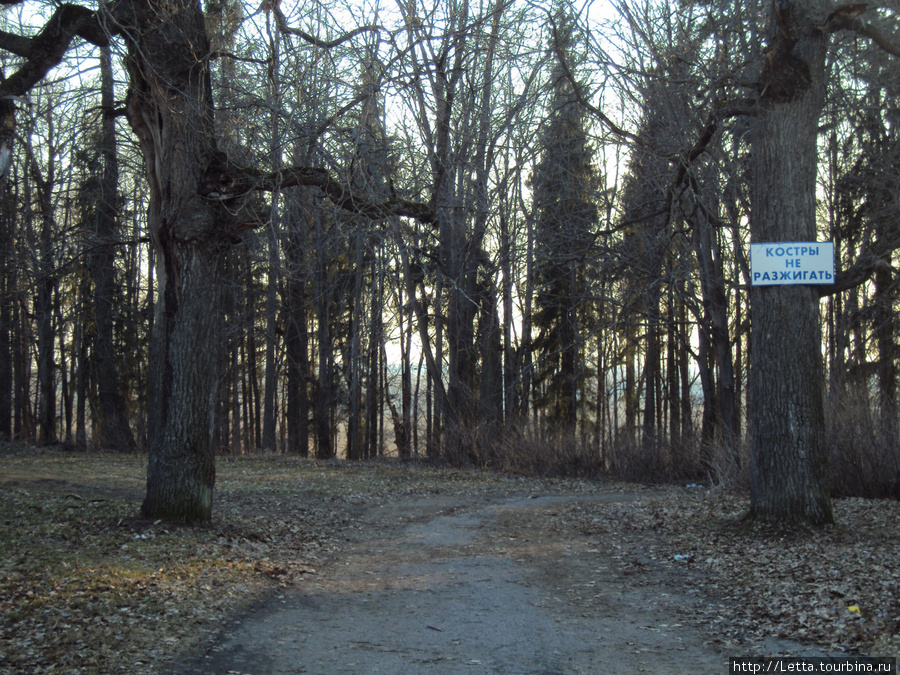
[141,239,222,520]
[125,0,229,522]
[749,0,832,524]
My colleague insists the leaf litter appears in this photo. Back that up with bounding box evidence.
[1,445,898,672]
[554,485,900,659]
[0,447,557,674]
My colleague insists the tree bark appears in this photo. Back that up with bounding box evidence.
[0,184,11,439]
[313,210,334,459]
[32,151,57,446]
[283,190,311,457]
[90,45,138,452]
[749,0,832,524]
[124,0,229,522]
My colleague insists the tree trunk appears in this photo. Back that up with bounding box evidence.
[693,205,739,446]
[56,288,72,443]
[347,234,363,461]
[873,233,897,438]
[0,185,11,439]
[140,238,222,520]
[125,0,231,522]
[74,271,89,449]
[749,0,832,524]
[399,285,412,460]
[313,211,334,459]
[696,319,718,449]
[91,45,137,452]
[283,191,311,457]
[518,214,534,424]
[666,289,680,448]
[623,323,638,444]
[33,160,57,446]
[478,284,503,428]
[14,285,33,441]
[261,219,280,452]
[500,210,515,427]
[641,291,660,454]
[261,18,282,453]
[370,255,388,458]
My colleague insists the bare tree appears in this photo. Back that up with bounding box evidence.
[0,0,434,520]
[87,45,138,452]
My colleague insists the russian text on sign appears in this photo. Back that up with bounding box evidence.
[750,242,834,286]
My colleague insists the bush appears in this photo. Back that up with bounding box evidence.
[433,421,711,483]
[825,393,900,499]
[424,396,900,499]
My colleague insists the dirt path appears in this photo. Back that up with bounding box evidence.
[172,490,750,674]
[3,452,891,674]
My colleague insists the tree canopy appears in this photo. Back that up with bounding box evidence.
[1,0,899,523]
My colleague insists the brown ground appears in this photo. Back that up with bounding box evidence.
[1,446,898,674]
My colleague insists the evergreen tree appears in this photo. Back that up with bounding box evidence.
[530,8,599,435]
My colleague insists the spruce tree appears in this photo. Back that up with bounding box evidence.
[530,8,599,435]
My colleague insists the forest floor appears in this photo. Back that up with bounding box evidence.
[0,445,898,674]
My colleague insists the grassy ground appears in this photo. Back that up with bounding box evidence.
[1,444,898,673]
[0,445,554,674]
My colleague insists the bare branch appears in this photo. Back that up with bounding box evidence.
[0,4,110,98]
[272,5,379,49]
[209,51,270,66]
[0,30,35,58]
[211,164,437,226]
[818,232,900,297]
[549,24,644,146]
[824,5,900,58]
[670,98,757,194]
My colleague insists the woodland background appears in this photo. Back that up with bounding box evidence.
[0,0,898,499]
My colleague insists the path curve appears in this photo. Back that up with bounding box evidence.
[176,492,730,674]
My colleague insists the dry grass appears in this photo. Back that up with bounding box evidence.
[0,446,536,674]
[559,486,900,658]
[1,444,898,673]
